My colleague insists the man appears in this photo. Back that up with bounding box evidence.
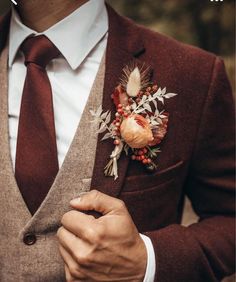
[0,0,234,281]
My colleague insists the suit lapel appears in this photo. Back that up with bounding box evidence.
[91,6,149,198]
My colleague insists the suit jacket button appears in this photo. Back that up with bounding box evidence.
[23,233,37,245]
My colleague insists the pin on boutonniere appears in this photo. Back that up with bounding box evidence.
[90,64,177,180]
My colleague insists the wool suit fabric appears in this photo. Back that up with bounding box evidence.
[0,5,235,282]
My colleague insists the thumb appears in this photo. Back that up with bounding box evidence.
[70,190,125,215]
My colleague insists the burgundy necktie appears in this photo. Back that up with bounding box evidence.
[15,35,60,215]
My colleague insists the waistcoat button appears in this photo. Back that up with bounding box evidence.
[23,233,37,245]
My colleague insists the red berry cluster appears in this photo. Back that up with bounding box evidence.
[116,103,131,118]
[131,148,152,165]
[113,103,131,145]
[135,85,158,103]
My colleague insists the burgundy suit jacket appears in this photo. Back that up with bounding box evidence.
[0,5,235,282]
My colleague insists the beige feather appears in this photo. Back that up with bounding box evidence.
[126,67,141,97]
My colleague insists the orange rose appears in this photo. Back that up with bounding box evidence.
[120,114,154,148]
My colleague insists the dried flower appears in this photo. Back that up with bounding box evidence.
[149,113,169,146]
[120,114,154,148]
[126,67,141,97]
[112,85,129,108]
[120,64,151,98]
[90,64,177,179]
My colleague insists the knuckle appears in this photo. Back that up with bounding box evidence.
[68,265,81,278]
[87,227,99,243]
[90,189,100,199]
[85,226,96,240]
[117,199,126,209]
[74,251,91,267]
[87,224,105,244]
[94,224,105,242]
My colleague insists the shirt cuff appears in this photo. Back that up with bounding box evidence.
[140,233,156,282]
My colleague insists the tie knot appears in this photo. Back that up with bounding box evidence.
[20,35,60,68]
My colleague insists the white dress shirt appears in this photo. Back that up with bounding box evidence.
[8,1,156,281]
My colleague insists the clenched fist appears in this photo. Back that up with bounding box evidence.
[57,190,147,282]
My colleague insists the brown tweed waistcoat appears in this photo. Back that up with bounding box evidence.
[0,45,106,282]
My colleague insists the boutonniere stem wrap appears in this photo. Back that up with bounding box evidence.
[90,64,177,180]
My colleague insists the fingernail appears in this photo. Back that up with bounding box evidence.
[70,197,81,206]
[70,192,88,206]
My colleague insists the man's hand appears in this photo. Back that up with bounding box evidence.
[57,190,147,282]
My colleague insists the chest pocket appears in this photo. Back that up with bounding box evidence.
[119,160,186,232]
[122,160,185,193]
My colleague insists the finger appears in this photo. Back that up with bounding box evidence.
[61,210,96,239]
[64,264,81,282]
[59,245,87,281]
[64,265,73,282]
[61,244,113,281]
[70,190,126,215]
[57,227,92,267]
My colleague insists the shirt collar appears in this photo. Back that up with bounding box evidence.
[9,0,108,70]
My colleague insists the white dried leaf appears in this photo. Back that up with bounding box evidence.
[101,132,112,141]
[124,144,129,156]
[157,96,164,104]
[95,105,103,117]
[126,67,141,97]
[152,120,159,126]
[152,100,157,109]
[143,103,152,112]
[98,123,107,134]
[135,108,145,114]
[141,95,147,103]
[101,110,109,120]
[153,88,162,98]
[90,110,96,116]
[131,102,137,109]
[159,114,167,118]
[164,93,178,98]
[105,112,111,124]
[161,87,166,95]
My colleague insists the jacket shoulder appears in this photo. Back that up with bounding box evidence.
[124,18,219,98]
[128,18,216,67]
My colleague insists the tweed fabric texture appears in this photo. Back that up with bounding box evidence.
[0,44,106,282]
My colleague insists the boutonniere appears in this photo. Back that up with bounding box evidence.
[90,64,177,180]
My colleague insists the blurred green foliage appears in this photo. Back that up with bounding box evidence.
[0,0,235,90]
[108,0,235,56]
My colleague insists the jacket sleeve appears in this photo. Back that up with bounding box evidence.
[144,57,235,282]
